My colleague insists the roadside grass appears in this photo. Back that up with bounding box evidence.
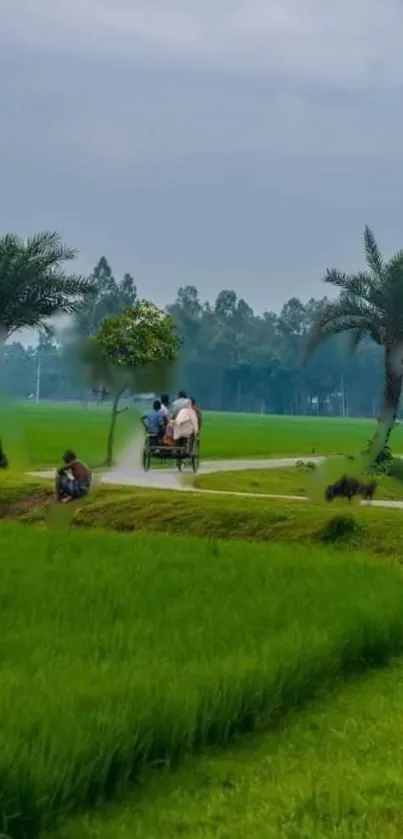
[196,459,403,501]
[4,472,403,557]
[1,524,403,836]
[3,402,403,467]
[47,661,403,839]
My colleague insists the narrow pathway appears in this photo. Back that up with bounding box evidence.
[30,456,403,510]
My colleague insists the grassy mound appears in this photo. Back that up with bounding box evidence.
[1,524,403,836]
[3,473,403,556]
[0,472,53,516]
[50,661,403,839]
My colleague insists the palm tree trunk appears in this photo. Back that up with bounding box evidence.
[0,342,8,468]
[371,348,403,458]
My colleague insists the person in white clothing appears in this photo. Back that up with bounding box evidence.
[173,401,199,441]
[171,390,189,419]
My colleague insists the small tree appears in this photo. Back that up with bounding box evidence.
[82,301,180,466]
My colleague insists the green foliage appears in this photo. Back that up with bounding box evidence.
[82,301,180,398]
[304,225,403,360]
[51,662,403,839]
[1,523,403,836]
[304,226,403,453]
[3,280,387,416]
[82,302,179,464]
[0,231,94,338]
[361,441,394,473]
[96,300,180,369]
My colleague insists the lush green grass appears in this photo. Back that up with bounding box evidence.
[1,524,403,836]
[48,661,403,839]
[3,402,403,468]
[4,471,403,557]
[196,461,403,501]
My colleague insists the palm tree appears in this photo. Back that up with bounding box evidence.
[0,231,95,339]
[305,226,403,457]
[0,231,94,467]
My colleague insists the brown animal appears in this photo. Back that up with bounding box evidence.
[325,475,377,503]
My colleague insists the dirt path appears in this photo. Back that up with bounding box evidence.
[30,456,403,510]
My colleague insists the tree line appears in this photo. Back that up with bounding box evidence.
[3,255,383,417]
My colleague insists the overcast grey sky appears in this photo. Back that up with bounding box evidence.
[1,0,403,328]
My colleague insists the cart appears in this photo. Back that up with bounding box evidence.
[141,419,200,474]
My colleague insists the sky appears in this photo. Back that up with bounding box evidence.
[2,0,403,343]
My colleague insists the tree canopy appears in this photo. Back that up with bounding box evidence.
[82,301,180,464]
[2,249,389,420]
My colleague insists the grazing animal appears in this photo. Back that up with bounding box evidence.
[325,475,377,503]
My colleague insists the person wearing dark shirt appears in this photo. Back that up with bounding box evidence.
[160,394,170,419]
[56,450,92,503]
[143,400,166,440]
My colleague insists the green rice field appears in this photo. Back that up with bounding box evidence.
[0,523,402,837]
[50,662,403,839]
[2,402,403,838]
[1,401,401,467]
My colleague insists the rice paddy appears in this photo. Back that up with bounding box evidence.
[2,401,401,468]
[2,402,403,838]
[0,524,402,836]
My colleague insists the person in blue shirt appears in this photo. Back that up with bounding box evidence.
[143,400,166,441]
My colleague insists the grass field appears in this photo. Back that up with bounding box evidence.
[196,461,403,501]
[48,662,403,839]
[1,523,403,836]
[3,402,403,837]
[2,401,403,467]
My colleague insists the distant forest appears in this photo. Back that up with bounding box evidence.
[3,256,384,417]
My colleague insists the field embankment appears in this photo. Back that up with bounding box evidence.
[3,472,403,557]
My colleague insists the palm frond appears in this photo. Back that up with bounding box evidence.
[303,298,382,365]
[364,225,384,278]
[345,327,366,353]
[323,269,351,290]
[0,231,94,336]
[25,231,78,264]
[385,249,403,287]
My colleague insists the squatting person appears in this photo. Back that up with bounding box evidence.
[56,450,92,503]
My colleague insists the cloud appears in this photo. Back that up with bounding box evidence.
[1,0,403,317]
[2,0,403,89]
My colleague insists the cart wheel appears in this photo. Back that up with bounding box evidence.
[142,447,151,472]
[191,438,200,473]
